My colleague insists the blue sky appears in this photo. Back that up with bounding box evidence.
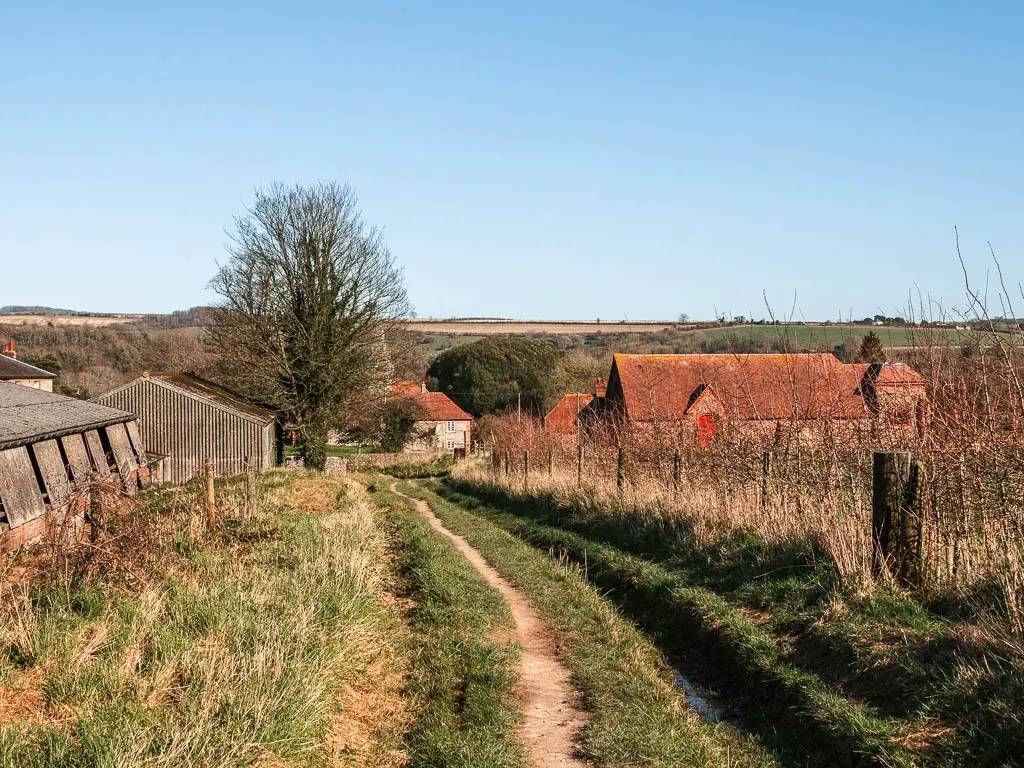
[1,1,1021,320]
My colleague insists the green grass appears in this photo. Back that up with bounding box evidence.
[370,482,526,768]
[283,443,380,457]
[393,480,778,768]
[438,478,1024,767]
[0,472,407,767]
[696,323,973,349]
[380,454,455,479]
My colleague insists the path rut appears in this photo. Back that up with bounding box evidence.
[393,485,588,767]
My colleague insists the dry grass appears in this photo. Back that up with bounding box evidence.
[0,471,411,768]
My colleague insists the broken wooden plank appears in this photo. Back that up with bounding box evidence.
[104,423,138,494]
[0,447,46,528]
[60,433,93,484]
[83,429,111,476]
[31,440,72,510]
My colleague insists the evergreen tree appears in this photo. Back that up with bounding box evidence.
[858,331,886,364]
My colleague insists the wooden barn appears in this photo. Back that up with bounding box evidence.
[0,382,149,547]
[94,372,278,483]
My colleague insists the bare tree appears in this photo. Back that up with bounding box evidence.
[208,182,411,469]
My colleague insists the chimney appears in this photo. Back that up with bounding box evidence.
[1,340,15,360]
[594,377,606,398]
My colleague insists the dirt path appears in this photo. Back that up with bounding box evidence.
[392,485,588,767]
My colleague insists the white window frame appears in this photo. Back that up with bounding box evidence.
[446,439,455,449]
[446,420,456,433]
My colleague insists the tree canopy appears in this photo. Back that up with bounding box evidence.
[858,331,886,364]
[208,182,410,469]
[427,337,562,417]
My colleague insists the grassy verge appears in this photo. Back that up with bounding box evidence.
[369,482,526,768]
[439,477,1024,767]
[0,472,408,768]
[392,480,778,768]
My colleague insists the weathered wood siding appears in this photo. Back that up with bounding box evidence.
[0,447,47,527]
[96,379,275,483]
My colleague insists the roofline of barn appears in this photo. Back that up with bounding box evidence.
[0,411,133,452]
[96,374,278,426]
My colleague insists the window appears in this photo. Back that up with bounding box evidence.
[890,409,912,427]
[446,420,456,433]
[446,440,455,449]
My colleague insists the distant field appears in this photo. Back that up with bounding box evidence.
[408,319,680,335]
[0,313,140,327]
[697,323,975,349]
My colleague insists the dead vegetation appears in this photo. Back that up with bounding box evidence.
[0,471,410,768]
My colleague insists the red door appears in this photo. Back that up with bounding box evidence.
[696,414,717,447]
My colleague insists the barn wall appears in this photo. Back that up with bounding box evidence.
[0,421,142,544]
[96,380,275,483]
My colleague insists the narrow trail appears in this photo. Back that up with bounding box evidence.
[392,484,589,768]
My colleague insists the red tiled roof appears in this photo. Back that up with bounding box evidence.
[391,380,423,395]
[395,390,472,421]
[873,363,926,387]
[544,393,594,432]
[610,353,872,421]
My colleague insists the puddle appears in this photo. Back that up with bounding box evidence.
[673,672,721,723]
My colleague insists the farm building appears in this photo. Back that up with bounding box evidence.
[94,372,278,483]
[0,382,149,547]
[0,341,56,391]
[544,379,606,435]
[581,353,927,447]
[389,381,473,453]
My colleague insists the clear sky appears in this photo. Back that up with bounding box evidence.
[2,2,1021,321]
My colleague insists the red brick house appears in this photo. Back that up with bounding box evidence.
[388,382,473,453]
[580,353,927,447]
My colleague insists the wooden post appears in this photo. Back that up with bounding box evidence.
[577,444,584,488]
[245,455,257,519]
[760,451,773,510]
[87,483,102,543]
[205,458,216,534]
[503,451,510,479]
[672,451,681,493]
[547,448,553,476]
[617,447,625,492]
[872,452,924,586]
[523,451,530,492]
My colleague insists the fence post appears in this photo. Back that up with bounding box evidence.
[547,448,553,476]
[617,448,625,492]
[523,451,530,492]
[503,451,510,479]
[672,451,681,493]
[872,451,924,586]
[245,455,257,519]
[760,451,773,510]
[205,458,216,534]
[88,483,102,543]
[577,444,584,488]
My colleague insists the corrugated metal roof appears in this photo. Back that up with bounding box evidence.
[0,356,57,380]
[97,372,277,423]
[0,381,133,450]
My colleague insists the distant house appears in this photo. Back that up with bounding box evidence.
[389,381,472,453]
[581,353,927,447]
[94,372,278,483]
[0,382,149,547]
[543,378,606,435]
[0,341,56,391]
